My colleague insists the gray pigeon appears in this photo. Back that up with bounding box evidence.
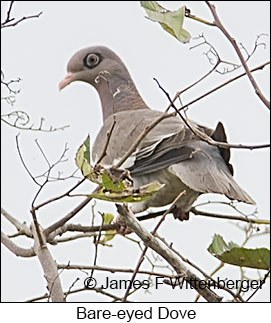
[59,46,255,220]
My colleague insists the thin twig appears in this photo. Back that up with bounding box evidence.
[58,263,176,278]
[43,192,98,236]
[185,8,215,26]
[121,191,186,302]
[34,178,86,211]
[155,78,270,151]
[157,237,243,302]
[190,207,270,225]
[176,61,269,111]
[245,269,270,302]
[2,1,15,25]
[95,116,116,165]
[205,1,270,109]
[1,4,42,29]
[64,277,80,301]
[26,287,130,303]
[90,213,104,278]
[16,134,41,187]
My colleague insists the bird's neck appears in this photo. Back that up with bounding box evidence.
[94,73,148,121]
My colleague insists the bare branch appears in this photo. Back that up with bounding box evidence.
[157,235,244,302]
[1,1,42,29]
[31,225,65,302]
[95,116,116,165]
[90,213,104,279]
[1,1,15,26]
[246,269,270,302]
[1,71,21,94]
[191,33,268,75]
[1,207,32,237]
[155,78,270,151]
[239,34,269,63]
[34,178,85,211]
[64,277,80,301]
[43,193,97,236]
[206,1,270,109]
[190,207,270,225]
[183,113,270,151]
[1,110,70,132]
[16,134,41,187]
[172,61,269,113]
[53,232,97,243]
[185,7,215,26]
[121,191,186,302]
[1,231,35,257]
[26,287,130,303]
[58,263,176,278]
[190,34,240,74]
[117,204,222,302]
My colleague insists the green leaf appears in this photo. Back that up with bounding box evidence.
[141,1,191,43]
[102,173,125,192]
[101,213,116,243]
[208,234,270,270]
[75,135,92,177]
[103,213,114,225]
[89,180,165,203]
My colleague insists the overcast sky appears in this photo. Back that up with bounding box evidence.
[1,1,270,303]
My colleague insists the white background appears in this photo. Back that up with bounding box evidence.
[1,1,270,304]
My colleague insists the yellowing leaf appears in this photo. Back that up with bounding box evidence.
[141,1,191,43]
[103,213,114,225]
[75,135,92,176]
[101,213,116,243]
[102,173,125,192]
[89,180,165,203]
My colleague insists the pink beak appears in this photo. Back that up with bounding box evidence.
[58,72,75,90]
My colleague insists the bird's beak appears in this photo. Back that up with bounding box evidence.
[58,72,75,91]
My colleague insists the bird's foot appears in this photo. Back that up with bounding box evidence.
[172,206,190,221]
[114,213,133,235]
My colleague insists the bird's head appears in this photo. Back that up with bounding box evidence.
[59,46,131,91]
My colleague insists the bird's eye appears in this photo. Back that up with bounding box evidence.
[84,53,100,68]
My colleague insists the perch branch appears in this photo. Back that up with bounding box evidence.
[117,204,222,302]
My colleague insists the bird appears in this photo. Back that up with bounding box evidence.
[59,46,255,220]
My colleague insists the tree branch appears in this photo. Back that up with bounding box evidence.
[1,1,42,29]
[57,263,176,278]
[1,207,32,237]
[206,1,270,109]
[31,225,65,302]
[116,204,222,302]
[190,207,270,225]
[122,191,186,301]
[176,61,269,112]
[155,78,270,151]
[1,231,35,257]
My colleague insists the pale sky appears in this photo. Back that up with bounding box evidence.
[1,1,270,303]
